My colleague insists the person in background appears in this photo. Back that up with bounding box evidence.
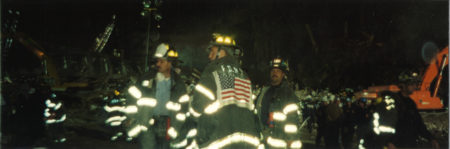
[341,97,356,149]
[387,74,439,149]
[255,57,302,149]
[324,95,342,148]
[315,96,328,148]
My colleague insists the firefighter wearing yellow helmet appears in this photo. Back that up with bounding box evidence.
[207,33,243,61]
[190,33,262,148]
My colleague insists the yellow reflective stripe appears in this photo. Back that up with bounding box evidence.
[127,125,148,137]
[258,144,265,149]
[176,113,186,121]
[110,121,122,126]
[189,107,202,117]
[273,112,287,121]
[142,80,150,87]
[149,118,155,125]
[104,105,123,112]
[104,105,137,114]
[128,86,142,98]
[45,99,56,107]
[171,138,188,148]
[378,125,395,133]
[137,98,157,107]
[54,102,62,110]
[267,136,287,148]
[186,140,198,149]
[284,124,298,134]
[195,84,215,100]
[168,127,178,138]
[178,94,190,103]
[372,112,396,135]
[124,105,138,114]
[187,128,197,138]
[204,101,221,114]
[105,116,127,123]
[44,108,51,117]
[359,139,366,149]
[205,132,261,149]
[283,103,298,114]
[166,101,181,111]
[290,140,302,149]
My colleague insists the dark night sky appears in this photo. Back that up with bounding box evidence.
[3,0,449,89]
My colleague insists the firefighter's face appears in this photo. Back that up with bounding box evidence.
[208,46,226,61]
[208,46,219,61]
[270,68,285,86]
[156,58,171,73]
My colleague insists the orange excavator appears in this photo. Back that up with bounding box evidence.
[409,46,448,109]
[357,46,448,110]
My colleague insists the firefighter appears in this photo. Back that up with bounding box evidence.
[189,33,262,148]
[386,74,440,149]
[357,91,400,149]
[103,88,129,141]
[125,43,189,149]
[255,57,302,149]
[43,92,67,144]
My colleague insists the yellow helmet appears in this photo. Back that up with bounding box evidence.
[211,33,236,46]
[208,33,243,58]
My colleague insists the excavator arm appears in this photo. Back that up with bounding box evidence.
[410,46,448,109]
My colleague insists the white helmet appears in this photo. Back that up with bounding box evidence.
[154,43,178,61]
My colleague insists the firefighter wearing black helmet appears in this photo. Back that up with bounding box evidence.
[357,91,400,149]
[386,72,440,149]
[255,57,303,149]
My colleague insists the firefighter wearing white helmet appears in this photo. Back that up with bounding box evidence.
[190,33,262,148]
[255,57,303,149]
[154,43,179,61]
[125,43,190,149]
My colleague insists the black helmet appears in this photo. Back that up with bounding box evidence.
[269,57,289,73]
[398,70,420,85]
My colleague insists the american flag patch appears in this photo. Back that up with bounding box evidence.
[214,69,252,103]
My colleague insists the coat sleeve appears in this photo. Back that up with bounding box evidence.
[282,93,302,142]
[190,68,217,119]
[169,77,194,148]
